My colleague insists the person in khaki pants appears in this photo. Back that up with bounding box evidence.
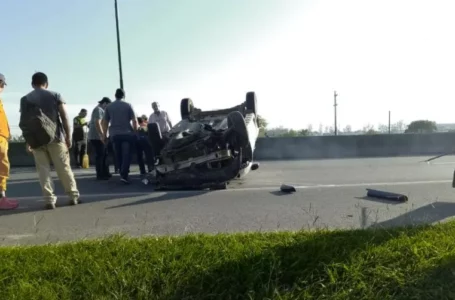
[20,72,80,210]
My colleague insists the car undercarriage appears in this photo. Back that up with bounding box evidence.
[147,91,259,190]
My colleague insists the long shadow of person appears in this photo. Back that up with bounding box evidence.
[0,173,183,216]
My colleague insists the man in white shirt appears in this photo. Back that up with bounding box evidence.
[148,102,172,134]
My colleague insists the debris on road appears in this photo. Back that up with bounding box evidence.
[421,153,451,163]
[280,184,296,193]
[366,189,408,202]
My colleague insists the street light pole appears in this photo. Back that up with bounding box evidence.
[388,111,391,134]
[114,0,124,90]
[334,91,338,136]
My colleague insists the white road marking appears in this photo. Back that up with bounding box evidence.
[0,234,35,240]
[226,179,452,192]
[8,179,451,201]
[429,162,455,165]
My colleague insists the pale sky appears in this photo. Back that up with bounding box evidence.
[2,0,455,136]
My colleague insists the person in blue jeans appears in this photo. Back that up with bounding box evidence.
[101,88,138,184]
[88,97,112,180]
[107,136,119,174]
[136,116,155,177]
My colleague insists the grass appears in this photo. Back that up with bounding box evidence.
[2,223,455,300]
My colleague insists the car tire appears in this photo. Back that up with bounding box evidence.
[180,98,194,119]
[245,91,257,115]
[148,122,162,150]
[227,111,249,148]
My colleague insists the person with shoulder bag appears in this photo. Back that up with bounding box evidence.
[19,72,80,210]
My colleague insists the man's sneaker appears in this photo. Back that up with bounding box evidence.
[120,177,130,185]
[45,203,56,210]
[69,197,81,206]
[0,198,19,210]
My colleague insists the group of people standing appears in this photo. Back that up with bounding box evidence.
[73,92,172,184]
[0,71,172,211]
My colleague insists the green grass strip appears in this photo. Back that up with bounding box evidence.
[1,222,455,299]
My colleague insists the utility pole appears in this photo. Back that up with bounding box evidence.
[114,0,124,90]
[334,91,338,136]
[388,111,391,134]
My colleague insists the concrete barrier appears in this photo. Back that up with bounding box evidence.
[9,132,455,167]
[9,142,107,168]
[254,132,455,160]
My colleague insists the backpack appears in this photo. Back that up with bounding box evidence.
[19,100,59,149]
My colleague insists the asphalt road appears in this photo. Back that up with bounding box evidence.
[1,155,455,245]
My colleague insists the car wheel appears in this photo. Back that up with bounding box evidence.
[245,91,257,115]
[180,98,194,119]
[227,111,249,148]
[148,122,162,149]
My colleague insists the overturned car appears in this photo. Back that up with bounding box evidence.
[147,92,260,190]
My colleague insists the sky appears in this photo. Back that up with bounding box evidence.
[1,0,455,136]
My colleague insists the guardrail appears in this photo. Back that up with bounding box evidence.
[9,132,455,167]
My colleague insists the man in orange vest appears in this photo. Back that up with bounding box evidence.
[0,73,18,210]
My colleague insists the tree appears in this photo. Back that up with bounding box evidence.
[365,128,378,135]
[257,115,268,137]
[318,124,324,135]
[375,121,408,134]
[392,120,406,133]
[377,124,389,133]
[324,126,335,135]
[404,120,437,134]
[265,127,311,137]
[307,124,313,135]
[342,125,352,134]
[362,124,376,134]
[257,115,268,129]
[298,129,311,136]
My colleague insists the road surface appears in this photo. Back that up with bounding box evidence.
[1,156,454,245]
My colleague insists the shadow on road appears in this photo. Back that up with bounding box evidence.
[105,189,211,210]
[370,202,455,228]
[269,191,293,197]
[0,173,206,216]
